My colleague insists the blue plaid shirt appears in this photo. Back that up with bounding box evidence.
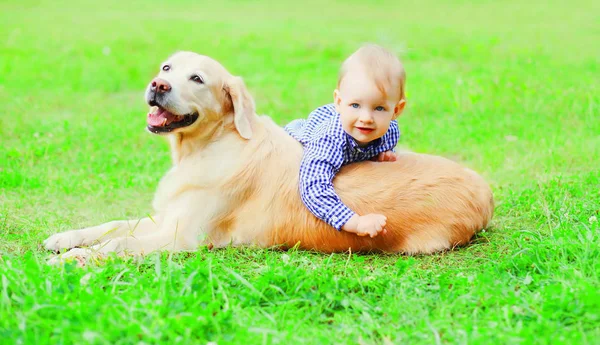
[284,104,400,230]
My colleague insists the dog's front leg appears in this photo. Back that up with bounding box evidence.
[43,216,162,252]
[49,190,225,263]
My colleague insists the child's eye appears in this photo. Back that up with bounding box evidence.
[350,103,360,109]
[375,106,385,111]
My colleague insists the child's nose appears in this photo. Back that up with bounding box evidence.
[359,111,374,123]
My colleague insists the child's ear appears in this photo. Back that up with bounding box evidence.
[392,99,406,120]
[333,89,341,111]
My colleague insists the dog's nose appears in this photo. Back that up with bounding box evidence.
[151,78,171,93]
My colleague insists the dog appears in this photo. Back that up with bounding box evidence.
[44,51,494,262]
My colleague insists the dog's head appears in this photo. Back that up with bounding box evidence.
[145,51,254,139]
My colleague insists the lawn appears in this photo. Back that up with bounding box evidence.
[1,0,599,344]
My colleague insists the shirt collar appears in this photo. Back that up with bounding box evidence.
[346,134,382,152]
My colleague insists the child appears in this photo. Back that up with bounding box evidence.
[285,44,406,238]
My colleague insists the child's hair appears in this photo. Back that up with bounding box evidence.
[338,44,406,102]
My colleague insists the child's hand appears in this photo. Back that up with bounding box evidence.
[371,151,397,162]
[342,214,387,238]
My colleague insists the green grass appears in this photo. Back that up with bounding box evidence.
[1,0,599,343]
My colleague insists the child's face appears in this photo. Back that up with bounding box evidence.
[334,71,405,146]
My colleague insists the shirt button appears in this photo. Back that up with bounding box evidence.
[332,216,338,221]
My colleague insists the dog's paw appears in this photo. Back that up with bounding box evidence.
[47,248,97,266]
[43,230,85,252]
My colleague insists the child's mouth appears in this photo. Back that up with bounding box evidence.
[356,127,374,134]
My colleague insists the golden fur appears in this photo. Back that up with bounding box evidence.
[44,52,494,262]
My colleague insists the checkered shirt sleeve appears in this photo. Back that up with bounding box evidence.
[299,136,356,230]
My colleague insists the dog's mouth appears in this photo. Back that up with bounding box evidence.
[146,106,199,134]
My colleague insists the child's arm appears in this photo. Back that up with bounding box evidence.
[299,137,387,237]
[341,214,388,237]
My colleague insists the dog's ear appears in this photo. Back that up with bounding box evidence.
[223,76,254,140]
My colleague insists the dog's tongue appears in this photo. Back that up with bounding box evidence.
[147,107,180,127]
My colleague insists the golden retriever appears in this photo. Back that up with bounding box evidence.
[44,51,494,262]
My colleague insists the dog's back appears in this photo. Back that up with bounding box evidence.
[222,117,494,254]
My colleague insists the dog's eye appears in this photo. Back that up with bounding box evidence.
[162,65,171,72]
[190,75,204,84]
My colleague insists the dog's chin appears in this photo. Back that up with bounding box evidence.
[146,105,199,134]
